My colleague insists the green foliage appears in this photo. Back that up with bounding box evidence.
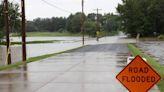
[101,30,118,37]
[101,13,121,32]
[0,1,20,41]
[0,2,4,41]
[30,17,67,32]
[25,32,80,37]
[117,0,164,37]
[66,13,85,33]
[84,20,96,37]
[24,12,119,36]
[8,2,21,32]
[0,40,58,45]
[87,13,102,21]
[158,35,164,40]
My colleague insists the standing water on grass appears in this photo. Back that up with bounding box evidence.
[0,37,84,65]
[0,45,22,66]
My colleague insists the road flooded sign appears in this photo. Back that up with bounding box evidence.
[116,55,161,92]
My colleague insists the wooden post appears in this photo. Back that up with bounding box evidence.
[4,0,11,64]
[21,0,27,61]
[81,0,85,45]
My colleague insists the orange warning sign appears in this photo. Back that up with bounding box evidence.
[116,55,161,92]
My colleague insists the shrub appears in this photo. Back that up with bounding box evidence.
[157,35,164,40]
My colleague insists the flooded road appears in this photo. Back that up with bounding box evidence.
[0,36,135,65]
[0,42,159,92]
[137,41,164,66]
[0,44,128,92]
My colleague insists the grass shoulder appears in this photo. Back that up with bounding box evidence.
[128,43,164,92]
[0,40,59,45]
[101,31,118,37]
[12,32,81,37]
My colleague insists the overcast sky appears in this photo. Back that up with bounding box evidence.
[10,0,122,20]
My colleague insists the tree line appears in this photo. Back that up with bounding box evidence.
[26,12,120,37]
[3,0,164,40]
[0,1,120,41]
[117,0,164,37]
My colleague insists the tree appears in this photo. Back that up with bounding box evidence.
[66,13,86,33]
[51,17,67,32]
[87,13,102,21]
[87,13,96,21]
[84,20,96,37]
[26,21,38,32]
[0,1,20,41]
[28,17,67,32]
[101,13,121,32]
[117,0,164,37]
[8,2,20,33]
[0,2,5,41]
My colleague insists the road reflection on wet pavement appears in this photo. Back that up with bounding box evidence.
[0,44,159,92]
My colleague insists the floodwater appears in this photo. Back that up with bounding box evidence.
[0,36,160,92]
[137,41,164,66]
[0,44,129,92]
[0,45,22,65]
[0,37,84,66]
[10,37,84,42]
[0,43,159,92]
[0,36,136,66]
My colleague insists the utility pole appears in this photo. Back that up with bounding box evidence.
[81,0,85,45]
[94,8,102,31]
[21,0,27,61]
[94,8,102,41]
[4,0,11,64]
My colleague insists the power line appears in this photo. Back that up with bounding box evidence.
[41,0,72,13]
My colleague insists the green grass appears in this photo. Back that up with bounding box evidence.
[0,46,84,71]
[101,31,118,37]
[0,40,58,45]
[158,35,164,40]
[12,32,81,37]
[128,43,164,92]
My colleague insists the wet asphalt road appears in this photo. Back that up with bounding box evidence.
[0,43,160,92]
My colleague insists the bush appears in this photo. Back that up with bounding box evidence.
[157,35,164,40]
[84,21,97,37]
